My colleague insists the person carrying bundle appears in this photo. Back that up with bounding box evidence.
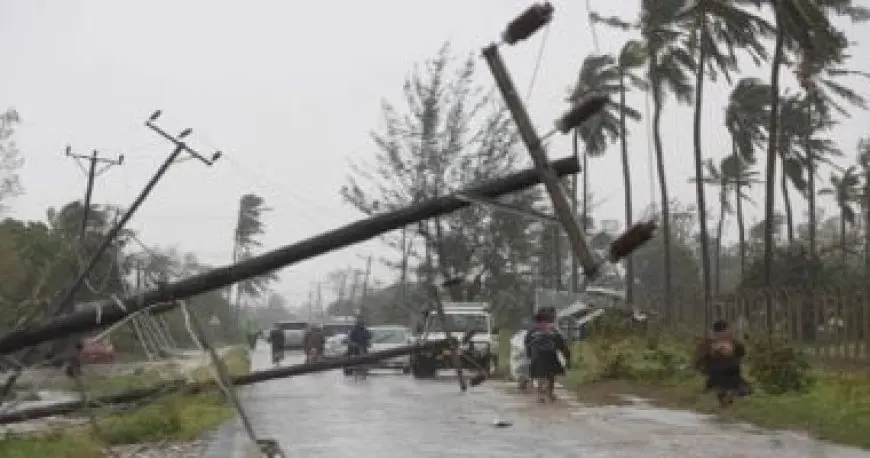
[524,309,570,403]
[693,319,751,406]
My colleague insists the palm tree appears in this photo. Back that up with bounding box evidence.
[777,94,841,243]
[641,0,695,316]
[821,167,860,271]
[726,77,770,163]
[693,156,758,295]
[776,94,809,243]
[568,46,645,302]
[679,0,772,324]
[795,33,869,259]
[762,0,870,295]
[725,78,769,283]
[859,139,870,275]
[231,193,277,323]
[590,0,694,315]
[725,157,760,284]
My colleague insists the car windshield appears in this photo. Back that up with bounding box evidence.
[427,314,489,333]
[371,328,408,344]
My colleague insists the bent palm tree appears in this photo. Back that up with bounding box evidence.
[762,0,869,295]
[796,30,869,258]
[680,0,772,326]
[820,167,860,271]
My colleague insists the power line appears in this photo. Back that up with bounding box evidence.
[585,0,601,53]
[525,22,552,102]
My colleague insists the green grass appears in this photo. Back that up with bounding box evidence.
[562,333,870,449]
[0,346,251,458]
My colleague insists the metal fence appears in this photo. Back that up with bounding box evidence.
[635,287,870,365]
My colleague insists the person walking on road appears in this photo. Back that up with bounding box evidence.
[524,309,570,403]
[268,327,285,366]
[303,323,326,363]
[347,316,372,357]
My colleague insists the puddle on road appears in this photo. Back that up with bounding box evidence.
[573,393,715,428]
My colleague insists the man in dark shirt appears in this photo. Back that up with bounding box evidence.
[269,327,285,365]
[347,316,372,357]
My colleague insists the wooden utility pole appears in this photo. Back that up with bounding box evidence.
[0,157,581,356]
[482,11,604,283]
[316,282,323,321]
[360,255,372,317]
[399,228,409,321]
[52,111,221,320]
[307,286,314,321]
[65,147,124,241]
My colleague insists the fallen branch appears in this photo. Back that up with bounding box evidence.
[0,157,580,356]
[0,341,449,426]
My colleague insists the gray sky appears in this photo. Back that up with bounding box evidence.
[2,1,868,308]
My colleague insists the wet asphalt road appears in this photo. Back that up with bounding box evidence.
[203,346,870,458]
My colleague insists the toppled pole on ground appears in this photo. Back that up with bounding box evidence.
[0,157,580,356]
[0,341,449,426]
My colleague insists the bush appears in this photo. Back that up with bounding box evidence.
[574,334,692,382]
[745,334,814,394]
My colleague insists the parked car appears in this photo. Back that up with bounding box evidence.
[81,337,115,364]
[368,326,413,374]
[273,321,307,350]
[324,333,348,358]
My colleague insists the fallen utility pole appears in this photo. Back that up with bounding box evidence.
[0,341,449,426]
[0,157,580,356]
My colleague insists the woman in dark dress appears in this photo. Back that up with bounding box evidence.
[694,319,751,406]
[524,310,571,403]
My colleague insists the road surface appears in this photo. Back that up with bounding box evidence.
[203,346,870,457]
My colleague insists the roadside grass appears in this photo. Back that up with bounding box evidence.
[562,332,870,449]
[0,346,251,458]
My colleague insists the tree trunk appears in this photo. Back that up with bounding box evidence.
[864,170,870,276]
[806,96,817,259]
[570,131,580,293]
[735,179,747,285]
[715,193,725,297]
[650,56,673,319]
[763,11,786,336]
[692,24,713,326]
[781,171,795,243]
[619,71,634,305]
[841,212,847,271]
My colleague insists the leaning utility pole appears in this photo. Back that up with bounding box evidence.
[359,255,372,318]
[0,111,222,406]
[53,110,221,319]
[65,147,124,240]
[482,3,605,283]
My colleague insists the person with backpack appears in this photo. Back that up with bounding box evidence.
[524,309,571,403]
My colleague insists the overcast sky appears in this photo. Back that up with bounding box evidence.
[2,1,868,309]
